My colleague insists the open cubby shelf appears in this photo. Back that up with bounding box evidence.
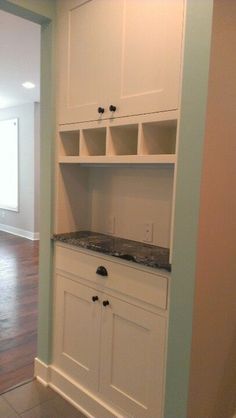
[59,130,80,157]
[81,127,106,156]
[58,116,177,164]
[108,124,138,156]
[141,121,176,155]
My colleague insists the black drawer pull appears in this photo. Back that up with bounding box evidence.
[98,106,105,114]
[109,104,116,112]
[103,300,110,307]
[92,296,99,302]
[96,266,108,277]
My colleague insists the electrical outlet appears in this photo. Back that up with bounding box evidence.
[143,222,153,243]
[107,216,115,235]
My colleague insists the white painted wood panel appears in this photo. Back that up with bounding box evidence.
[88,166,173,248]
[57,0,184,124]
[100,295,167,418]
[55,244,169,310]
[54,164,90,234]
[57,0,123,124]
[53,275,101,391]
[114,0,184,118]
[58,154,176,164]
[58,111,179,132]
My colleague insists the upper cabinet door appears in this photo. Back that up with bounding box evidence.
[57,0,123,124]
[57,0,184,125]
[114,0,184,118]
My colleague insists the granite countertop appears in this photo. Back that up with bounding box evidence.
[53,230,171,272]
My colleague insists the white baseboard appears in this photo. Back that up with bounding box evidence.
[34,359,126,418]
[34,358,50,385]
[0,223,39,240]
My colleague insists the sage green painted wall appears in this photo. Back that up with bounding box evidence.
[0,0,56,363]
[0,0,54,22]
[164,1,213,417]
[37,13,56,364]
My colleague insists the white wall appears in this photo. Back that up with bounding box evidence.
[0,102,40,239]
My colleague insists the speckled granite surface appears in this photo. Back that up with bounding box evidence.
[53,231,171,272]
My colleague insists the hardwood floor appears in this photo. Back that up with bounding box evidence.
[0,231,39,394]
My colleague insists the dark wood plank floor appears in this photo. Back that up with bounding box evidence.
[0,231,39,394]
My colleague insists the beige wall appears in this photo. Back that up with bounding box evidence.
[188,1,236,417]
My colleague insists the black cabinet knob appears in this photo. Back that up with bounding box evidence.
[103,300,110,307]
[96,266,108,277]
[92,295,99,302]
[109,104,116,112]
[98,107,105,114]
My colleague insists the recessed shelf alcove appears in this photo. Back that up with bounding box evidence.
[80,128,106,156]
[59,131,80,156]
[57,111,178,164]
[108,124,138,156]
[140,121,176,155]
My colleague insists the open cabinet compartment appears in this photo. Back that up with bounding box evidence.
[80,127,107,156]
[108,124,138,155]
[59,130,80,156]
[140,121,177,155]
[55,163,174,252]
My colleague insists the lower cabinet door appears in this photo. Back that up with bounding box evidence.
[99,295,166,418]
[53,275,101,391]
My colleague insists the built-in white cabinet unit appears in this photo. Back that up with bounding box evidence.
[52,1,184,416]
[57,0,184,125]
[52,243,169,418]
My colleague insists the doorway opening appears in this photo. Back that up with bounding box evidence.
[0,9,41,393]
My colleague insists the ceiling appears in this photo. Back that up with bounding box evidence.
[0,10,40,109]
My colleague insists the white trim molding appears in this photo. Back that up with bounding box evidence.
[34,358,50,386]
[34,360,128,418]
[0,223,39,240]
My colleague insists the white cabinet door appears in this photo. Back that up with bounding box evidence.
[57,0,184,125]
[99,295,167,418]
[53,274,101,391]
[57,0,123,124]
[113,0,184,118]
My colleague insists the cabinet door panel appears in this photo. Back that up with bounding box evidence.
[53,275,101,391]
[68,1,104,109]
[115,0,184,117]
[57,0,123,124]
[100,296,167,418]
[57,0,184,124]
